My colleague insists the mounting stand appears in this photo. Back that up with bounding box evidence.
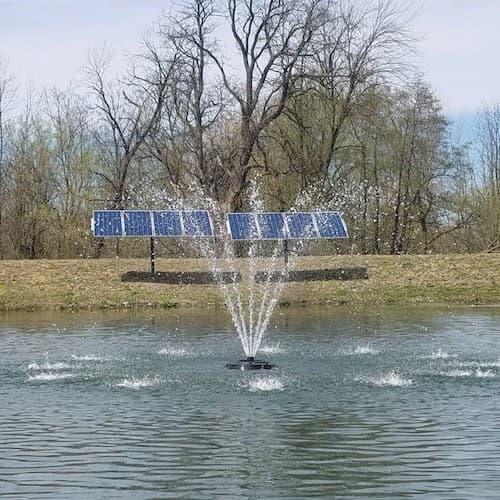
[150,237,155,274]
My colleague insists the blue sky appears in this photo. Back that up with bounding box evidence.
[1,0,499,137]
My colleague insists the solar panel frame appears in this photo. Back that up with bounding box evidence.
[181,210,214,237]
[122,210,154,237]
[312,211,349,239]
[227,213,259,240]
[92,210,123,237]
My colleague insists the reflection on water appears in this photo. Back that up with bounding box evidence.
[1,306,500,498]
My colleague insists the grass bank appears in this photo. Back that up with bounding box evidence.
[0,254,498,312]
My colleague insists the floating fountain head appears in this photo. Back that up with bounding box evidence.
[225,357,275,370]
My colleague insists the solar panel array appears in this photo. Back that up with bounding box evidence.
[92,210,348,240]
[227,212,348,240]
[92,210,213,238]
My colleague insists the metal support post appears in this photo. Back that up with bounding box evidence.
[150,237,155,275]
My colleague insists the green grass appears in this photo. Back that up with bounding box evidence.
[0,254,498,312]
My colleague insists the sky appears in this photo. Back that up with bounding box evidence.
[1,0,499,133]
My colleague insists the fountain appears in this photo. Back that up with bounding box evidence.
[192,186,295,371]
[196,184,349,371]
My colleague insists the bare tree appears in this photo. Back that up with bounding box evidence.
[0,58,15,258]
[477,104,500,195]
[474,105,500,250]
[86,50,176,211]
[6,88,57,258]
[307,0,414,177]
[200,0,321,210]
[44,87,95,256]
[255,0,415,216]
[146,0,226,201]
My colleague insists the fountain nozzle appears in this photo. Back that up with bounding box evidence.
[226,356,274,370]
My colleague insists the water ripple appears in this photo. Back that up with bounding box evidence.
[1,307,500,498]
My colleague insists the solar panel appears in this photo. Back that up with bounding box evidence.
[227,213,258,240]
[285,212,318,239]
[257,213,286,239]
[226,211,348,240]
[92,210,123,237]
[93,209,213,238]
[123,210,153,236]
[314,212,348,238]
[182,210,213,237]
[153,211,182,237]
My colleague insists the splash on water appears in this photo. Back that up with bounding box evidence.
[158,347,192,357]
[354,345,379,355]
[115,375,161,389]
[358,371,413,387]
[475,368,495,378]
[438,369,473,377]
[247,376,285,392]
[28,372,75,382]
[344,344,379,355]
[71,354,112,362]
[259,343,286,354]
[479,360,500,368]
[437,367,495,378]
[453,360,500,368]
[427,349,457,359]
[27,361,74,371]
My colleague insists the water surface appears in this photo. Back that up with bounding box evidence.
[1,306,500,498]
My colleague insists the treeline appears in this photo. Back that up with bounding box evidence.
[0,0,498,259]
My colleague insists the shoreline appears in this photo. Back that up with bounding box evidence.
[0,254,499,312]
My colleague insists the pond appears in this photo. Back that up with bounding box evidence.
[1,306,500,498]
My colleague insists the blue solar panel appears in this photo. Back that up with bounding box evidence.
[123,210,153,236]
[285,212,318,239]
[257,213,286,239]
[182,210,213,237]
[226,211,348,240]
[153,211,182,236]
[92,211,122,237]
[314,212,348,238]
[92,209,214,238]
[227,213,258,240]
